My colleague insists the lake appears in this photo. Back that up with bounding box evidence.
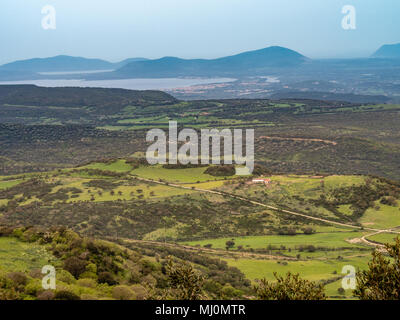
[0,77,236,90]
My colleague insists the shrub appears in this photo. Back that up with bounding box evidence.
[37,290,55,300]
[225,240,235,250]
[77,278,97,288]
[28,269,43,279]
[165,259,205,300]
[54,289,81,300]
[7,272,28,287]
[221,284,242,299]
[98,272,117,285]
[57,270,76,284]
[63,257,88,278]
[254,272,326,300]
[80,294,98,300]
[303,227,316,235]
[112,285,135,300]
[24,280,43,296]
[130,284,147,300]
[355,237,400,299]
[337,287,345,295]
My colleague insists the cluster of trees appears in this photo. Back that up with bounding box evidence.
[313,177,400,221]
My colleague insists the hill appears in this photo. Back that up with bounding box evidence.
[270,91,390,104]
[0,85,177,112]
[114,46,309,78]
[0,55,115,73]
[372,43,400,59]
[0,56,150,77]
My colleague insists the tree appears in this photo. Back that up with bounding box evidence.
[354,237,400,300]
[303,227,316,235]
[165,259,205,300]
[63,257,87,279]
[254,272,326,300]
[225,240,235,250]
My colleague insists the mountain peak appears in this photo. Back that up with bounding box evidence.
[372,43,400,58]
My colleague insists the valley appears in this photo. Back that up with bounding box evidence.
[1,85,400,300]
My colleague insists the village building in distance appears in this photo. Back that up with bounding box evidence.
[251,178,271,185]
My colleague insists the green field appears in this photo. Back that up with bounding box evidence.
[366,232,399,244]
[225,255,369,282]
[0,179,23,190]
[0,237,58,272]
[183,232,366,250]
[360,202,400,229]
[131,165,230,183]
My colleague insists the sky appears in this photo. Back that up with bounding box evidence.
[0,0,399,65]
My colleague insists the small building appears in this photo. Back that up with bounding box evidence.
[252,178,271,185]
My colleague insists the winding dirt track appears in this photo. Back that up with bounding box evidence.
[132,175,400,237]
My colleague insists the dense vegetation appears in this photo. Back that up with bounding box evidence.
[1,86,400,180]
[0,226,251,300]
[1,86,400,300]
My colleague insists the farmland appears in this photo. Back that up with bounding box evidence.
[1,86,400,300]
[1,158,399,299]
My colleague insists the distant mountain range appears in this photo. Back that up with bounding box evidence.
[0,43,399,81]
[113,46,309,78]
[0,46,307,79]
[372,43,400,59]
[0,55,149,73]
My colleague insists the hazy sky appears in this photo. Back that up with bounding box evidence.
[0,0,399,64]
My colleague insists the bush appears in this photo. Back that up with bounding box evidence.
[98,272,117,285]
[221,284,242,299]
[63,257,88,278]
[303,227,316,235]
[57,270,76,284]
[225,240,235,250]
[54,289,81,300]
[254,272,326,300]
[355,237,400,299]
[77,278,96,288]
[7,272,28,287]
[165,259,205,300]
[337,287,345,295]
[112,285,135,300]
[28,269,43,279]
[24,280,43,296]
[130,284,147,300]
[37,290,55,300]
[80,294,98,300]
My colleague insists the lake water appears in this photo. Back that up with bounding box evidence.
[0,77,236,90]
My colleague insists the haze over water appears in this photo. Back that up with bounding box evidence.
[0,78,236,90]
